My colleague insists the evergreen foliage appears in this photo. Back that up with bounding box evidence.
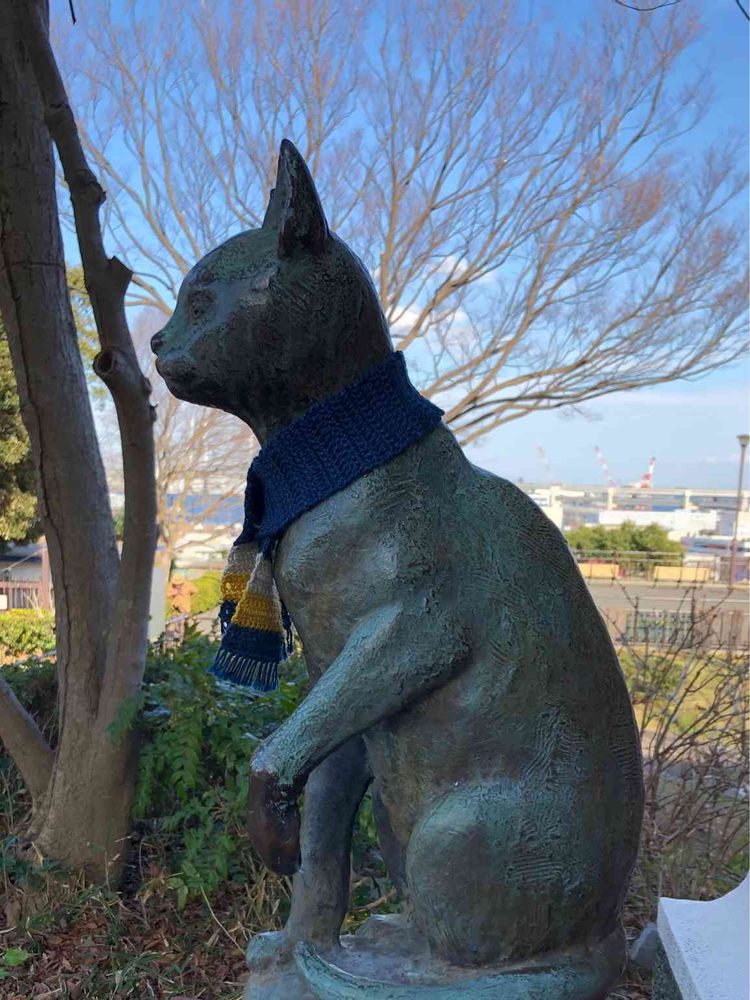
[1,634,390,913]
[133,631,308,899]
[0,324,38,546]
[565,520,684,564]
[0,610,55,658]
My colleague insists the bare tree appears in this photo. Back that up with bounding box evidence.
[611,594,748,912]
[54,0,747,446]
[99,311,252,569]
[150,389,250,569]
[0,1,156,880]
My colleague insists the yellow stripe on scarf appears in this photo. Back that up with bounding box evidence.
[221,572,250,604]
[232,590,284,633]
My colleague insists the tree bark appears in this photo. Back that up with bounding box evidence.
[0,0,156,881]
[0,674,53,801]
[17,0,157,731]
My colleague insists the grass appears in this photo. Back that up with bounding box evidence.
[0,785,654,999]
[0,875,650,999]
[0,868,254,998]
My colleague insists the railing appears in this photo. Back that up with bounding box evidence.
[574,550,750,584]
[0,579,44,610]
[602,606,749,650]
[0,541,52,610]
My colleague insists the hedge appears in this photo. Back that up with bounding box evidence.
[0,609,55,658]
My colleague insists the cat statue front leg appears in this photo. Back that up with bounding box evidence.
[245,737,370,975]
[246,600,466,871]
[243,600,466,997]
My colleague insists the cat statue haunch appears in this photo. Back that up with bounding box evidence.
[152,140,643,1000]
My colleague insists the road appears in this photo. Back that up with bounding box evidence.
[587,581,748,613]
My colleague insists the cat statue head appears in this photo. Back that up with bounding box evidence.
[151,140,392,442]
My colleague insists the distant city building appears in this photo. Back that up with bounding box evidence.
[718,509,750,539]
[519,483,748,536]
[100,481,750,569]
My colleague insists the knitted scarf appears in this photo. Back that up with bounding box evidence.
[210,351,443,692]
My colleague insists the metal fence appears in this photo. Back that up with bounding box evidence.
[574,550,750,584]
[0,542,52,610]
[603,606,749,650]
[0,579,44,610]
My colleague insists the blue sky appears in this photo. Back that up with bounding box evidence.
[465,0,749,489]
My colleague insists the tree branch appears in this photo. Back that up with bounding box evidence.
[19,0,157,722]
[614,0,683,10]
[0,674,53,801]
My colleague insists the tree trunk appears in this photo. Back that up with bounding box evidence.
[0,1,156,882]
[31,726,140,877]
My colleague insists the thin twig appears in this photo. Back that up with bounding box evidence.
[200,886,243,952]
[614,0,682,9]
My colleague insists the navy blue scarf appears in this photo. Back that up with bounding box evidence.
[211,351,443,691]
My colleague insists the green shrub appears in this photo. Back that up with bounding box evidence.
[566,520,684,561]
[132,630,309,899]
[1,631,387,910]
[0,655,56,732]
[0,609,55,658]
[188,571,221,616]
[0,632,309,899]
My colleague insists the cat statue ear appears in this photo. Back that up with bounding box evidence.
[262,139,330,257]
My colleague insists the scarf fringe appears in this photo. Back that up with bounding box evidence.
[211,541,289,691]
[209,646,280,692]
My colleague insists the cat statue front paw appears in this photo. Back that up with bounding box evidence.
[245,930,294,975]
[244,930,319,1000]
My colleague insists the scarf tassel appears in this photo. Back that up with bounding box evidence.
[210,544,290,693]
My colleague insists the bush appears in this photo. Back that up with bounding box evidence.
[616,599,748,922]
[188,571,222,616]
[1,631,388,922]
[566,520,684,564]
[132,630,309,900]
[0,655,56,734]
[0,609,55,658]
[1,632,309,899]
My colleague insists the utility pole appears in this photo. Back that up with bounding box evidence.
[728,433,750,587]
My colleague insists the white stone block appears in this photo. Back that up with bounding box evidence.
[658,876,749,1000]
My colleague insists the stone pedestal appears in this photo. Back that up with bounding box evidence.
[243,915,428,1000]
[243,913,626,999]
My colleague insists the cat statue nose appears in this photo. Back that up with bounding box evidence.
[150,330,164,354]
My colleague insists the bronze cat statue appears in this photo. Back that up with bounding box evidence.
[152,140,644,999]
